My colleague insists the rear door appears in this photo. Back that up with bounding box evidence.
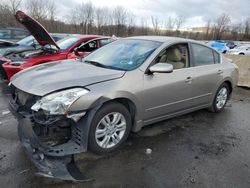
[188,43,224,106]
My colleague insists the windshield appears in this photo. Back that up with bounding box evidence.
[57,37,80,50]
[84,39,162,71]
[17,36,34,46]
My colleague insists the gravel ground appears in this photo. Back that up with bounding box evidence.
[0,81,250,188]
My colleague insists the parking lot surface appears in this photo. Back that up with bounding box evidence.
[0,81,250,188]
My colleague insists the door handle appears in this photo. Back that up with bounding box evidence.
[217,70,223,74]
[185,76,193,83]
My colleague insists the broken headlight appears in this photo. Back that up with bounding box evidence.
[31,88,89,115]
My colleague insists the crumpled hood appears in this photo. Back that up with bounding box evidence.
[11,59,125,96]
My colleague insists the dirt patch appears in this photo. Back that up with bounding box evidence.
[225,54,250,88]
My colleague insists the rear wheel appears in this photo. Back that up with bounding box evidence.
[239,53,245,55]
[88,102,132,154]
[210,83,230,112]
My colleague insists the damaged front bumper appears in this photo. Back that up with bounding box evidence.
[9,95,95,182]
[18,118,91,181]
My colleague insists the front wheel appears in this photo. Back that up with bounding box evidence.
[88,102,132,154]
[210,83,230,112]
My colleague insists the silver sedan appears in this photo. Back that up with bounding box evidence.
[9,36,238,180]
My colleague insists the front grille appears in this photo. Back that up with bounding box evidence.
[32,118,72,147]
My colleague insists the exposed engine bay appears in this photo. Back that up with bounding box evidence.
[4,46,57,62]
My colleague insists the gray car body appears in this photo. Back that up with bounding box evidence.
[11,36,238,132]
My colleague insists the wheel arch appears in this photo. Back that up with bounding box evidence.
[224,80,233,94]
[103,97,140,132]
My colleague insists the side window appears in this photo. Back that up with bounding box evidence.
[191,43,215,66]
[78,40,98,52]
[100,39,111,47]
[155,43,189,70]
[213,51,220,64]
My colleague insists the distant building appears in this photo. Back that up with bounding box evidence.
[191,27,209,33]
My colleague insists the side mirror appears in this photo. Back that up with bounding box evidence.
[149,63,173,73]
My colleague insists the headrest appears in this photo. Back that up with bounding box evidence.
[167,48,182,62]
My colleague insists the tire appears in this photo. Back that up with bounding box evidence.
[239,53,245,55]
[88,102,132,154]
[210,83,230,113]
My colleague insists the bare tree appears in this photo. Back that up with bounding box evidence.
[205,19,211,40]
[26,0,47,20]
[75,2,94,34]
[213,13,231,40]
[113,6,127,36]
[68,7,79,33]
[139,18,148,35]
[95,7,109,35]
[9,0,22,14]
[175,15,185,31]
[1,0,250,41]
[243,18,250,40]
[46,0,56,21]
[151,16,159,35]
[165,16,175,35]
[85,2,94,34]
[0,1,17,26]
[127,12,135,36]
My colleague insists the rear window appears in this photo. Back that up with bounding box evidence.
[213,51,220,64]
[100,39,111,47]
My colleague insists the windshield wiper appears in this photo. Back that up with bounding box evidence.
[84,60,127,71]
[84,60,106,68]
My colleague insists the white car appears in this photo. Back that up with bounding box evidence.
[227,45,250,56]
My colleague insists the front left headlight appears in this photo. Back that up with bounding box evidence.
[31,88,89,115]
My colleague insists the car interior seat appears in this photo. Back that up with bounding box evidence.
[165,48,185,69]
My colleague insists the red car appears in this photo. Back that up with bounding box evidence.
[1,11,113,81]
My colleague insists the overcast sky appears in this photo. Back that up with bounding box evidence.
[53,0,250,28]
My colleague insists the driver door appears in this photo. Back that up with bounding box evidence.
[142,43,196,122]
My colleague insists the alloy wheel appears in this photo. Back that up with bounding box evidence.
[95,112,127,149]
[216,87,228,109]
